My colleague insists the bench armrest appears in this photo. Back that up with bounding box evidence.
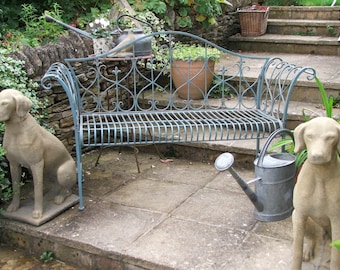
[41,62,81,129]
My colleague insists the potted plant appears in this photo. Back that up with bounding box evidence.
[171,43,221,99]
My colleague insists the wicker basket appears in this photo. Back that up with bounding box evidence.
[238,6,270,37]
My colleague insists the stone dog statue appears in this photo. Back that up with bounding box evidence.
[291,117,340,270]
[0,89,76,219]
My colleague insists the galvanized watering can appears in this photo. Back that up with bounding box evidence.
[45,14,153,56]
[112,14,153,56]
[214,129,296,222]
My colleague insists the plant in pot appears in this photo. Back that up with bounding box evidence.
[171,43,221,100]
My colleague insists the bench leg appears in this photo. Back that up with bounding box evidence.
[133,146,141,173]
[95,146,141,173]
[75,141,84,210]
[146,129,165,160]
[95,147,104,167]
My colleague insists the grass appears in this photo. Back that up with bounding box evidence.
[297,0,339,5]
[265,0,339,5]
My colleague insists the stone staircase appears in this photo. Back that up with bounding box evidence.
[228,6,340,56]
[227,6,340,106]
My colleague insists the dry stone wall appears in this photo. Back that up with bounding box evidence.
[8,13,239,152]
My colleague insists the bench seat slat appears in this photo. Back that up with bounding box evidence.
[80,109,281,146]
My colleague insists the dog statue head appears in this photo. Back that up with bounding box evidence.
[294,117,340,164]
[0,89,33,123]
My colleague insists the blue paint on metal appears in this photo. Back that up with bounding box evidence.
[41,31,316,210]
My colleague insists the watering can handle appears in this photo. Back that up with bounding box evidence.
[116,14,154,32]
[257,128,294,167]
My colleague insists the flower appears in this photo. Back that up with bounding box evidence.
[88,18,112,38]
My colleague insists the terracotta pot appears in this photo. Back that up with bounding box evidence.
[172,59,215,100]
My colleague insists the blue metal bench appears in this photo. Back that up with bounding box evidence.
[41,31,316,210]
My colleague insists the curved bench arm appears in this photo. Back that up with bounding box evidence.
[41,62,84,210]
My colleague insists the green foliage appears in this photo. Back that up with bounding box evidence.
[331,240,340,251]
[210,77,231,99]
[75,5,113,30]
[265,0,339,5]
[327,25,338,37]
[0,144,10,206]
[40,251,54,263]
[172,43,222,61]
[135,11,168,71]
[128,0,231,28]
[297,0,339,5]
[0,0,111,48]
[265,0,298,5]
[269,76,338,167]
[293,29,316,36]
[1,3,65,49]
[20,3,65,47]
[142,0,167,14]
[315,76,334,118]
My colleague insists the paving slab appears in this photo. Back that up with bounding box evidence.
[1,194,79,226]
[0,147,332,269]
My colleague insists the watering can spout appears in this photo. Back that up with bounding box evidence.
[45,14,93,39]
[214,153,264,212]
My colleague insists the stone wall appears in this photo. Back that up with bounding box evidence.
[8,31,94,151]
[8,12,240,152]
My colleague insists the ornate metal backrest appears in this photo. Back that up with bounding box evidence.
[44,31,316,121]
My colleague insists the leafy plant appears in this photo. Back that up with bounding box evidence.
[293,29,316,36]
[210,77,232,99]
[172,43,222,61]
[40,251,54,263]
[20,3,65,47]
[128,0,232,29]
[331,240,340,251]
[0,0,112,42]
[269,76,338,167]
[1,3,66,50]
[327,25,339,37]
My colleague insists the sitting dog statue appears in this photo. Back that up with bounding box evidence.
[291,117,340,270]
[0,89,76,219]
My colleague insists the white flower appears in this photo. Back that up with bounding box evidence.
[99,18,110,28]
[89,22,94,28]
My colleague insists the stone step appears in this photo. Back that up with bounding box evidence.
[267,18,340,37]
[228,34,340,56]
[268,6,340,20]
[225,52,340,104]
